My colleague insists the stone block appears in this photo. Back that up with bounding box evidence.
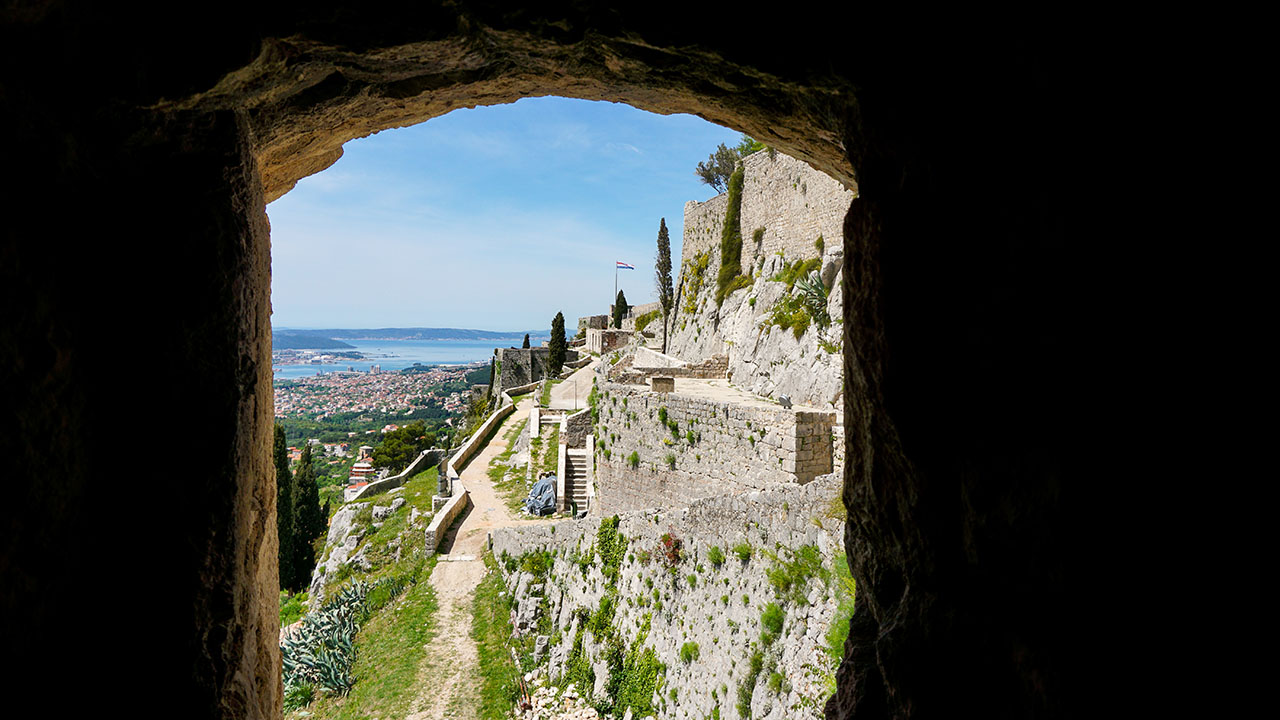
[651,376,675,393]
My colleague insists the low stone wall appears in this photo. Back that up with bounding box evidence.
[593,381,835,513]
[449,393,515,478]
[490,473,847,720]
[347,448,447,501]
[563,408,592,448]
[424,478,471,555]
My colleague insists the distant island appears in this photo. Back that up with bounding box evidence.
[275,327,549,343]
[272,333,357,350]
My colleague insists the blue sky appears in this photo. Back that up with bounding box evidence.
[267,97,741,332]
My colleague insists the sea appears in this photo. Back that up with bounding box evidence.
[273,338,503,380]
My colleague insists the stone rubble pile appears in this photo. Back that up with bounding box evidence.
[513,683,600,720]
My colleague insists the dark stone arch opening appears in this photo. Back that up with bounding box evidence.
[2,6,1071,719]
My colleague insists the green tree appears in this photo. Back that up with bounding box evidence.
[655,218,674,353]
[522,333,530,348]
[548,311,567,376]
[290,443,326,590]
[273,425,294,590]
[612,290,629,329]
[371,421,436,473]
[696,135,767,193]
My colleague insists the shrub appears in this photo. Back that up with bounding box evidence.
[733,542,753,562]
[761,602,784,635]
[687,573,697,588]
[659,532,684,567]
[627,451,640,469]
[707,545,725,567]
[664,453,676,470]
[680,641,701,664]
[768,671,784,693]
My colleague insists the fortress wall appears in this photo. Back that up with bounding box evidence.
[679,151,852,273]
[490,473,846,720]
[593,380,834,514]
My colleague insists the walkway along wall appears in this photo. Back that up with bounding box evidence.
[593,380,834,513]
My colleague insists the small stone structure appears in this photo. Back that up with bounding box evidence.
[495,346,579,395]
[577,314,609,333]
[585,328,632,355]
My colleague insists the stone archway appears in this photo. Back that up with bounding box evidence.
[1,7,1071,720]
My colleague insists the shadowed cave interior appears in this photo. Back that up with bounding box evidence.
[0,5,1072,718]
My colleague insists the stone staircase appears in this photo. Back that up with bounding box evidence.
[564,449,590,514]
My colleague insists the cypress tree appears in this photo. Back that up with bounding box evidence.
[522,333,531,348]
[273,425,294,590]
[613,290,629,329]
[655,218,673,352]
[548,312,567,375]
[290,443,325,590]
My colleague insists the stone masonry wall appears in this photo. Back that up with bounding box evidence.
[563,408,592,448]
[490,473,848,720]
[593,380,834,514]
[496,347,580,393]
[680,151,852,279]
[666,149,848,409]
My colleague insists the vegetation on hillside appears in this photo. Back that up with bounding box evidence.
[284,469,446,719]
[369,420,437,473]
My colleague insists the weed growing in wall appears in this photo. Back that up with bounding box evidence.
[733,542,754,562]
[680,641,701,663]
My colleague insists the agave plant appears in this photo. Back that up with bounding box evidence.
[281,576,410,701]
[793,271,830,329]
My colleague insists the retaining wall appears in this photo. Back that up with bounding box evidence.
[593,380,835,513]
[347,448,447,501]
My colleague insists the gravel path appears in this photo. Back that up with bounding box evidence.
[404,396,551,719]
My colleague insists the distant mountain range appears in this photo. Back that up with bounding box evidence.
[273,327,549,346]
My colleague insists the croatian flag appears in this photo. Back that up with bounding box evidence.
[616,261,635,270]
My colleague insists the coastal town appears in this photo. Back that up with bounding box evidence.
[272,362,485,419]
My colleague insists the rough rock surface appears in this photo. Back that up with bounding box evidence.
[494,475,847,720]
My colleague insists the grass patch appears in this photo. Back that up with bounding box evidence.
[280,590,308,627]
[733,542,754,562]
[487,416,531,516]
[290,558,439,720]
[473,552,521,719]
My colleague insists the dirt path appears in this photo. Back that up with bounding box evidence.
[404,396,549,720]
[548,359,599,410]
